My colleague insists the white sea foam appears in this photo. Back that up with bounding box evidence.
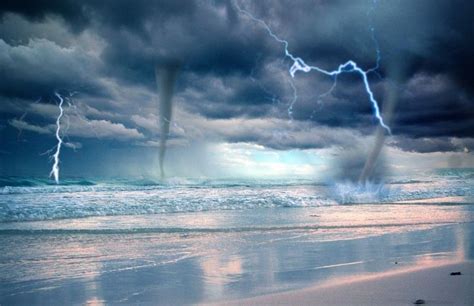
[0,169,473,222]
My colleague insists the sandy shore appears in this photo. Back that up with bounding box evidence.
[219,261,474,306]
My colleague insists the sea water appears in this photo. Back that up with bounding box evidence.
[1,169,473,304]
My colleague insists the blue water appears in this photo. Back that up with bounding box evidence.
[1,169,473,222]
[0,169,473,305]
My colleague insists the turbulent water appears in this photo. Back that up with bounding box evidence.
[0,168,473,222]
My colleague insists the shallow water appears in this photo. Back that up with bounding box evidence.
[1,169,474,305]
[1,169,473,222]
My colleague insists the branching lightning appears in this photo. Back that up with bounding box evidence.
[50,92,65,184]
[235,2,391,134]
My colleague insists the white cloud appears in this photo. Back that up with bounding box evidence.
[131,114,159,131]
[9,118,53,134]
[66,116,144,139]
[9,115,144,140]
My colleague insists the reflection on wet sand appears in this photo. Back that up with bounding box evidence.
[0,205,473,305]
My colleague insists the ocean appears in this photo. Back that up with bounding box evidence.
[1,168,473,304]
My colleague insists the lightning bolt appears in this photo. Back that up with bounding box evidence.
[50,92,65,184]
[235,2,391,134]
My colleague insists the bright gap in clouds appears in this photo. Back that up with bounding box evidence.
[209,143,326,179]
[202,142,474,180]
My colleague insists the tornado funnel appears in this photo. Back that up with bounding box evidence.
[155,63,180,179]
[359,62,407,183]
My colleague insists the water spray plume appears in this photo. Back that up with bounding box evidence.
[234,2,391,134]
[50,92,65,184]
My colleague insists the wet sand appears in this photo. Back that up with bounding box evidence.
[1,208,473,305]
[222,261,474,306]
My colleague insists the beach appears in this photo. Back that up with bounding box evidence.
[223,261,474,306]
[1,171,474,305]
[0,209,473,305]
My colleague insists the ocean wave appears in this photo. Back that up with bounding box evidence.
[388,179,433,185]
[0,178,321,195]
[1,170,473,222]
[1,189,473,222]
[0,194,334,222]
[435,168,474,178]
[0,222,458,235]
[0,177,96,188]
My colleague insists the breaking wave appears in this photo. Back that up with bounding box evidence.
[0,169,473,222]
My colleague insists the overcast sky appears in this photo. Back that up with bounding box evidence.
[0,0,473,179]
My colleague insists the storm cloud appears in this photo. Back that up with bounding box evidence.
[0,0,473,177]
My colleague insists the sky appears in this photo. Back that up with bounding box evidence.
[0,0,473,179]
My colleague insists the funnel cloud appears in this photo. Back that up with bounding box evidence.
[359,61,408,183]
[155,63,180,179]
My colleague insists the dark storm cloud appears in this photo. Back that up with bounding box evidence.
[290,73,385,131]
[177,72,284,119]
[394,74,474,139]
[410,0,474,93]
[92,1,271,94]
[391,137,474,154]
[0,0,88,32]
[0,38,105,99]
[0,0,473,156]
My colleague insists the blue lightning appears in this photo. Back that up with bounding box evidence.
[50,92,65,184]
[235,2,391,134]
